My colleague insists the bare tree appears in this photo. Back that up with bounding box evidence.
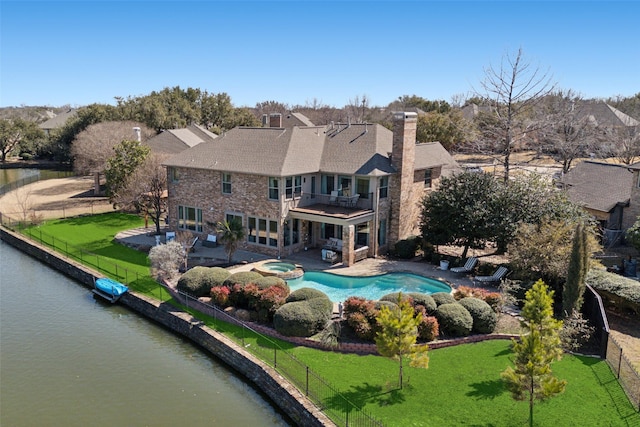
[345,94,371,123]
[474,48,555,181]
[113,152,169,235]
[538,90,599,173]
[71,121,154,194]
[605,125,640,165]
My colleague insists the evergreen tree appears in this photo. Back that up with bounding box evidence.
[563,223,588,316]
[502,280,566,427]
[375,295,429,389]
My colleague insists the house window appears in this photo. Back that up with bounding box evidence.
[338,175,352,196]
[247,216,278,247]
[285,175,302,199]
[424,169,433,188]
[321,174,335,195]
[222,173,231,194]
[268,177,279,200]
[356,223,369,246]
[178,205,202,232]
[378,218,387,246]
[284,218,301,247]
[356,178,369,199]
[225,213,242,227]
[379,176,388,198]
[321,223,343,240]
[169,168,179,183]
[310,176,316,198]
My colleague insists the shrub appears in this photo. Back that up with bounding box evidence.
[380,292,412,304]
[255,285,289,323]
[375,300,399,311]
[458,297,497,334]
[586,269,640,315]
[393,235,421,259]
[223,271,263,288]
[206,267,231,287]
[454,286,502,312]
[273,295,332,337]
[148,241,186,281]
[177,266,217,297]
[343,296,379,341]
[432,292,457,306]
[210,286,230,306]
[255,276,289,293]
[409,293,437,314]
[417,315,439,342]
[435,303,473,337]
[286,287,328,303]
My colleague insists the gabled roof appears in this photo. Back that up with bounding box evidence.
[561,160,633,212]
[146,124,217,154]
[164,126,325,176]
[38,108,77,130]
[577,102,640,127]
[320,123,395,176]
[164,121,459,178]
[415,142,460,177]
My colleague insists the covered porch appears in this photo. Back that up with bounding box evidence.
[288,203,374,267]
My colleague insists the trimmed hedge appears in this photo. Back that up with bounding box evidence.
[435,303,473,337]
[392,235,421,259]
[223,271,263,288]
[587,268,640,315]
[177,266,230,297]
[380,292,437,314]
[255,276,290,293]
[273,289,333,337]
[458,297,497,334]
[432,292,457,306]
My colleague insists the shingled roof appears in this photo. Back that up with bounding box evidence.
[561,161,633,212]
[146,124,217,154]
[164,120,459,178]
[577,102,640,127]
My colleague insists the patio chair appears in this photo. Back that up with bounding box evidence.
[329,190,339,205]
[165,231,176,242]
[450,256,478,274]
[185,236,199,252]
[473,266,508,285]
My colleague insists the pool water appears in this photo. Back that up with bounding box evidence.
[262,262,297,272]
[287,271,451,302]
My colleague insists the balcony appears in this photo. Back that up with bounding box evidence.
[287,192,374,223]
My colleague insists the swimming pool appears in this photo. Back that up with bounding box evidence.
[287,271,452,302]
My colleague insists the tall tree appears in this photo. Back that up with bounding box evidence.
[563,223,589,317]
[605,125,640,165]
[375,295,430,389]
[416,110,470,150]
[105,139,150,204]
[0,118,44,162]
[420,171,500,258]
[502,280,566,427]
[345,94,371,123]
[217,218,245,264]
[475,48,555,182]
[538,90,598,173]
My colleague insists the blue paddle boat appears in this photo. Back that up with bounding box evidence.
[93,278,129,303]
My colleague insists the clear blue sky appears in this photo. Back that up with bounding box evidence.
[1,1,638,109]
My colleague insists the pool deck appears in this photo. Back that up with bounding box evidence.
[116,227,480,291]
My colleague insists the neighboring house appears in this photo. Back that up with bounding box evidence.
[576,102,640,128]
[38,108,78,136]
[560,160,640,244]
[145,124,217,154]
[163,112,460,266]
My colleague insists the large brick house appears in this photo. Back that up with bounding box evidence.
[163,112,460,266]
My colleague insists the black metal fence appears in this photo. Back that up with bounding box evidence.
[606,332,640,411]
[178,290,385,427]
[0,212,384,426]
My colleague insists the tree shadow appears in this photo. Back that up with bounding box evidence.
[466,379,506,400]
[323,380,407,418]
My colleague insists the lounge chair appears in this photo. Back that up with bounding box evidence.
[473,266,508,285]
[185,236,199,252]
[450,257,478,274]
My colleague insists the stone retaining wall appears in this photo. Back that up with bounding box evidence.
[0,227,334,427]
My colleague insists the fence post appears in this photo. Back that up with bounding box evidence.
[274,347,277,368]
[306,366,309,396]
[618,348,623,379]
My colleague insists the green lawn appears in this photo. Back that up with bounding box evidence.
[21,212,640,426]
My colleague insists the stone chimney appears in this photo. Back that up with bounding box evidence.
[388,112,418,244]
[269,113,282,128]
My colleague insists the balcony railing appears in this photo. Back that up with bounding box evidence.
[289,192,374,210]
